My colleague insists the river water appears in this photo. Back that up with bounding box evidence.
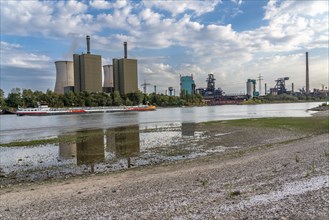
[0,102,322,183]
[0,102,320,144]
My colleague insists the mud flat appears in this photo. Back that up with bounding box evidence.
[1,116,328,219]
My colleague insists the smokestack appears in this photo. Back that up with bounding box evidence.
[306,52,309,94]
[86,35,91,54]
[292,83,294,93]
[124,42,127,58]
[265,83,267,95]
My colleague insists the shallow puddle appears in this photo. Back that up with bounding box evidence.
[0,123,235,184]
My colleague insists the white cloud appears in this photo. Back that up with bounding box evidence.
[1,0,328,94]
[0,41,55,93]
[1,41,51,69]
[143,0,220,16]
[231,0,243,6]
[1,0,53,35]
[89,0,112,9]
[139,62,180,93]
[1,0,100,37]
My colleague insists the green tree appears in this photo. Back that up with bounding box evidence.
[125,97,133,106]
[22,89,37,107]
[113,91,123,106]
[6,88,22,108]
[93,92,112,106]
[63,91,77,106]
[0,89,6,108]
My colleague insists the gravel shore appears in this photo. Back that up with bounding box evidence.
[1,116,328,219]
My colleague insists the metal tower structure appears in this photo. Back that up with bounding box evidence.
[274,77,289,95]
[141,80,151,94]
[206,74,216,92]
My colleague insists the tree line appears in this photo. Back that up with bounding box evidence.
[0,88,204,109]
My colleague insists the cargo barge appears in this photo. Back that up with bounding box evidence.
[16,105,156,116]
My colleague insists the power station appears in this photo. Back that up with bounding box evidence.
[54,61,74,94]
[73,35,102,93]
[54,36,138,95]
[113,42,138,95]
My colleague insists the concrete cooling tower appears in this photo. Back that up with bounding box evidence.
[103,65,114,88]
[54,61,74,94]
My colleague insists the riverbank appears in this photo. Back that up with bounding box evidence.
[1,114,328,219]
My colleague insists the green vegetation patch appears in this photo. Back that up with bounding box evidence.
[224,117,329,134]
[0,130,104,147]
[0,137,63,147]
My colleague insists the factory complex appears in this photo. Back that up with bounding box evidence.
[54,36,328,105]
[177,51,328,105]
[54,36,138,96]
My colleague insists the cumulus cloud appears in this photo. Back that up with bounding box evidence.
[1,0,99,37]
[0,41,55,92]
[1,0,328,94]
[143,0,220,16]
[89,0,112,9]
[1,41,52,69]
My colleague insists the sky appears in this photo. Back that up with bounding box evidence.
[1,0,328,96]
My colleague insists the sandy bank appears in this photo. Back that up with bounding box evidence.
[1,130,328,219]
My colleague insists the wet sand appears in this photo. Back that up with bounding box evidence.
[1,115,328,219]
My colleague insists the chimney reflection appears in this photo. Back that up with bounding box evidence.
[58,126,140,168]
[59,142,77,159]
[106,125,140,168]
[76,129,105,165]
[181,123,195,137]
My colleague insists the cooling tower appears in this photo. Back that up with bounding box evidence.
[103,65,114,87]
[246,80,254,98]
[54,61,74,94]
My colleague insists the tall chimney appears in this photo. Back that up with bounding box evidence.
[264,83,267,95]
[292,83,294,93]
[86,35,91,54]
[306,52,309,94]
[124,42,127,58]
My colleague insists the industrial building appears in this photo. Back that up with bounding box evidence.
[168,87,175,96]
[180,75,195,95]
[103,65,114,93]
[196,74,223,98]
[73,35,102,93]
[246,79,259,98]
[196,74,246,105]
[269,77,290,95]
[113,42,138,95]
[54,61,74,94]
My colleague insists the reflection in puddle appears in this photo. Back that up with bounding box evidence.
[0,123,235,183]
[106,126,140,168]
[76,129,105,165]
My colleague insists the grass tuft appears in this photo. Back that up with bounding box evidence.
[295,154,300,163]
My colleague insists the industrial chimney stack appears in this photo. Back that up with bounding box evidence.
[124,42,127,58]
[292,83,294,93]
[306,52,309,94]
[86,35,91,54]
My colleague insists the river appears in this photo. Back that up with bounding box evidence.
[0,102,323,182]
[0,102,321,144]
